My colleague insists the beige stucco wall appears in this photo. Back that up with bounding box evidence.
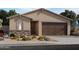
[24,12,68,23]
[9,17,31,31]
[22,20,30,31]
[9,11,71,35]
[67,22,71,35]
[23,11,70,35]
[9,19,16,30]
[38,21,42,35]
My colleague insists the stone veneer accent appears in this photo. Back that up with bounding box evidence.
[10,30,31,35]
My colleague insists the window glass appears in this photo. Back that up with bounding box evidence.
[17,20,22,30]
[76,21,78,25]
[78,21,79,24]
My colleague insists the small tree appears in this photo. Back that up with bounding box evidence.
[60,10,76,20]
[0,19,3,28]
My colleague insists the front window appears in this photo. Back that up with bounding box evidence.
[76,21,79,25]
[17,20,22,30]
[78,21,79,24]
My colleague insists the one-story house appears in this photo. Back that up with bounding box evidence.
[8,8,71,36]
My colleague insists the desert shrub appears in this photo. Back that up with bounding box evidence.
[16,35,20,41]
[38,36,50,41]
[10,33,17,39]
[22,36,31,41]
[44,37,50,41]
[38,36,45,41]
[10,33,16,37]
[20,35,25,38]
[31,35,37,39]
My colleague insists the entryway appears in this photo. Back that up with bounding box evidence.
[31,21,38,35]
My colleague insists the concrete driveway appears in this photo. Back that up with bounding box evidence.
[48,36,79,44]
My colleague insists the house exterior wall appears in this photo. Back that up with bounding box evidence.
[9,9,71,36]
[67,22,71,35]
[35,22,39,35]
[9,17,31,35]
[10,19,16,30]
[24,12,68,22]
[38,21,42,35]
[22,20,31,31]
[23,12,70,35]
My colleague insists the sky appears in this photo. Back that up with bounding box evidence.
[0,8,79,14]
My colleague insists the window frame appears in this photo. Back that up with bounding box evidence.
[16,19,23,30]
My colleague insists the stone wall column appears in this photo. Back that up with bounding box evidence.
[67,22,71,35]
[38,21,42,36]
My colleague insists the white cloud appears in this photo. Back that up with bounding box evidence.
[16,8,39,14]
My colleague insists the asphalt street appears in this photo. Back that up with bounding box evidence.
[0,44,79,50]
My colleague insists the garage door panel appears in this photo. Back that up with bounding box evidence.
[42,22,67,35]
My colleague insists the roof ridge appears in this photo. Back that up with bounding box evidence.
[7,14,32,19]
[8,8,72,21]
[22,8,72,21]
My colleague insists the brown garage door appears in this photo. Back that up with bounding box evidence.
[42,22,67,35]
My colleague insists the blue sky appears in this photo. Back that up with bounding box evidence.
[0,8,79,14]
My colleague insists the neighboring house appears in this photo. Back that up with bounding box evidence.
[0,19,9,36]
[72,19,79,34]
[8,8,71,36]
[0,19,4,37]
[2,25,9,35]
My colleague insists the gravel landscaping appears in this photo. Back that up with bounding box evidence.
[0,36,78,46]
